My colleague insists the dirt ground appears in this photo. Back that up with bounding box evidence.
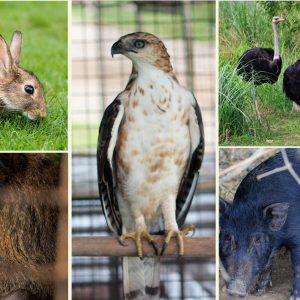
[219,149,294,300]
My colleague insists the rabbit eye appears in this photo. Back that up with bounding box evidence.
[24,85,34,95]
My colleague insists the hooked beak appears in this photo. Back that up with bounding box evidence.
[111,40,123,57]
[111,40,138,57]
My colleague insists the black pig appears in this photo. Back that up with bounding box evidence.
[220,149,300,299]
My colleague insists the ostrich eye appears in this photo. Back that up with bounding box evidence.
[24,85,34,95]
[134,40,145,49]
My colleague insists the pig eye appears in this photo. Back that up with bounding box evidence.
[223,233,232,243]
[254,235,263,245]
[224,233,231,241]
[224,234,230,241]
[222,232,235,253]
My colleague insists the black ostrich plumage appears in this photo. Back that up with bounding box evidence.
[237,47,282,86]
[283,59,300,105]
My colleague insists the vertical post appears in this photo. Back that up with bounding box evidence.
[179,259,185,300]
[182,1,194,91]
[109,257,119,299]
[135,2,143,32]
[97,2,106,115]
[54,154,68,300]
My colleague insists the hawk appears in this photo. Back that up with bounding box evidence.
[97,32,204,300]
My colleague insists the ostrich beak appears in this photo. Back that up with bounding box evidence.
[279,17,285,21]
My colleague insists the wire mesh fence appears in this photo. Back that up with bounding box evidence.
[72,0,216,299]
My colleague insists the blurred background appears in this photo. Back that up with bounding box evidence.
[72,1,216,299]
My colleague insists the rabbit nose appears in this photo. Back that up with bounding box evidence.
[39,110,47,118]
[37,109,46,119]
[33,111,46,124]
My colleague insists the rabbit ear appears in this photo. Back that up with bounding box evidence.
[10,31,22,66]
[0,35,12,78]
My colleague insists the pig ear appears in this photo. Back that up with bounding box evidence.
[220,198,231,217]
[0,35,12,78]
[263,202,289,231]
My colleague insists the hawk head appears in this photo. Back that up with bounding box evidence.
[111,32,173,73]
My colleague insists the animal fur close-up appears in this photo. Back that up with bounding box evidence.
[0,153,68,300]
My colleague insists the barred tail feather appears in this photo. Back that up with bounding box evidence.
[123,257,145,300]
[144,257,160,300]
[123,257,160,300]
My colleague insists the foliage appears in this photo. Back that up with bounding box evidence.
[219,61,264,143]
[259,1,300,55]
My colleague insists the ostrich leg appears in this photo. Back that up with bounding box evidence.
[252,84,261,119]
[292,102,300,112]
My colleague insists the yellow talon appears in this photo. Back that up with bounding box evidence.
[160,224,195,257]
[118,230,158,258]
[181,224,195,236]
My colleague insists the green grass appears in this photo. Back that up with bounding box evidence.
[219,61,265,142]
[219,1,300,146]
[0,1,68,150]
[73,1,215,41]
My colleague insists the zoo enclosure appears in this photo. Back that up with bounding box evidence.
[72,1,216,299]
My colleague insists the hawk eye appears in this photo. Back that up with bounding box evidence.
[134,40,145,49]
[24,85,34,95]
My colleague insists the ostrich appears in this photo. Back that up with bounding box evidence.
[237,16,284,117]
[283,59,300,111]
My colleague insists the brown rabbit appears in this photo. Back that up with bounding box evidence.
[0,154,62,300]
[0,31,46,120]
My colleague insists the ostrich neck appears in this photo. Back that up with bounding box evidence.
[273,23,279,60]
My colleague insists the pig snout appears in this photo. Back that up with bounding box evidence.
[227,280,248,298]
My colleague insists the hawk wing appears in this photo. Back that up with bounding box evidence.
[97,98,124,235]
[176,97,205,228]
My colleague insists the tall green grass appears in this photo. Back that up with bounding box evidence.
[219,1,300,146]
[219,61,264,143]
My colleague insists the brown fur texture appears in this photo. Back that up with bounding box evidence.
[0,154,61,299]
[0,31,46,120]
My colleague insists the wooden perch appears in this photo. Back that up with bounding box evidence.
[73,236,215,257]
